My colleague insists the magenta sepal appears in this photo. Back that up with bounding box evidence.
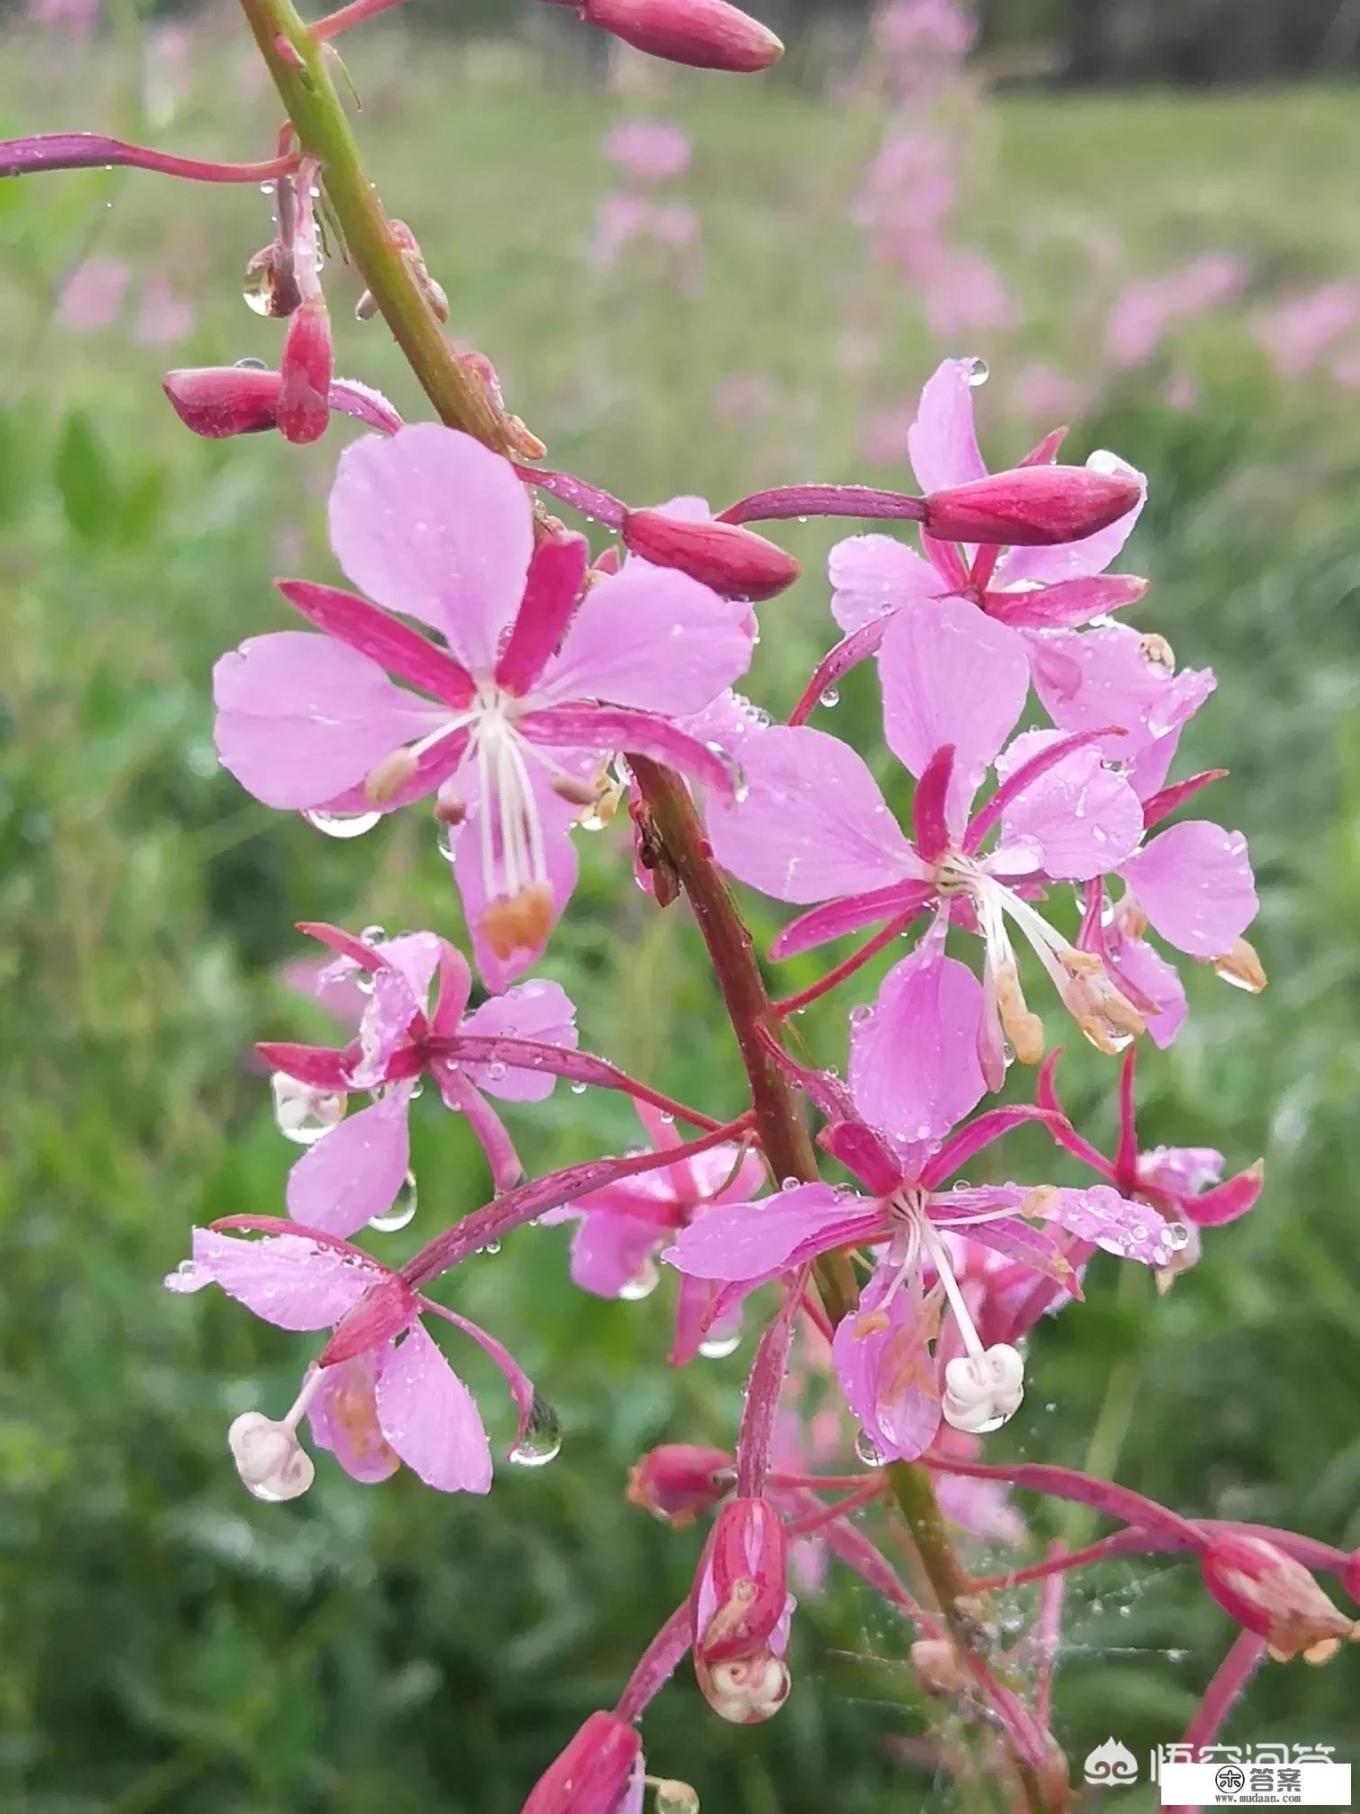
[734,1270,805,1496]
[423,1034,722,1131]
[0,132,299,184]
[520,1709,641,1814]
[691,1496,788,1665]
[614,1600,693,1723]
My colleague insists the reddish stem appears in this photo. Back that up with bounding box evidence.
[613,1601,692,1724]
[0,132,300,183]
[426,1033,724,1132]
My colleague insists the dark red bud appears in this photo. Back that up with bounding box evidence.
[622,508,799,601]
[520,1709,641,1814]
[278,297,333,445]
[162,366,282,438]
[626,1444,733,1525]
[578,0,783,71]
[923,463,1141,547]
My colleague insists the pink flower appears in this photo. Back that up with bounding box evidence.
[709,595,1149,1072]
[521,1710,644,1813]
[604,119,692,184]
[666,984,1176,1458]
[541,1101,765,1361]
[1200,1533,1358,1665]
[1253,282,1360,380]
[627,1443,734,1524]
[259,923,579,1228]
[57,256,129,332]
[213,426,751,984]
[1105,254,1246,370]
[134,276,195,348]
[166,1226,538,1495]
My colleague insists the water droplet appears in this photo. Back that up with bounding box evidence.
[482,1239,502,1257]
[698,1328,741,1360]
[967,357,990,387]
[370,1172,418,1233]
[570,1080,588,1096]
[653,1782,701,1814]
[271,1072,344,1145]
[303,808,381,840]
[819,686,840,708]
[619,1255,660,1301]
[509,1393,562,1467]
[779,1176,801,1193]
[486,1060,507,1082]
[233,355,269,370]
[241,261,277,316]
[848,1005,872,1026]
[359,924,386,946]
[854,1428,886,1468]
[258,180,276,196]
[658,1111,675,1125]
[436,827,456,861]
[1164,1221,1191,1251]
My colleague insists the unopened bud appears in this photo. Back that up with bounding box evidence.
[627,1444,733,1525]
[941,1343,1025,1434]
[521,1709,642,1814]
[278,297,333,445]
[1200,1533,1359,1664]
[622,508,799,601]
[228,1411,314,1502]
[163,365,282,438]
[923,463,1142,548]
[692,1496,792,1723]
[1212,935,1267,994]
[577,0,784,70]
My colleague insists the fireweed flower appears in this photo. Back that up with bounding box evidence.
[604,119,693,184]
[540,1101,765,1362]
[520,1709,644,1813]
[627,1443,734,1525]
[707,594,1149,1077]
[806,357,1147,718]
[1039,1047,1263,1287]
[165,1227,539,1495]
[258,923,579,1227]
[1200,1532,1360,1665]
[666,946,1176,1459]
[690,1496,793,1722]
[212,426,751,984]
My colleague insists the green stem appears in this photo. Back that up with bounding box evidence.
[235,0,509,448]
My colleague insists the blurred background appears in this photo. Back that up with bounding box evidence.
[4,1,1360,1809]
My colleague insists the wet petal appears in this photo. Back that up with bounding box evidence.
[458,979,579,1102]
[828,532,950,635]
[1040,1184,1175,1267]
[213,633,440,810]
[1121,821,1257,958]
[994,730,1144,880]
[664,1185,872,1282]
[850,946,987,1148]
[286,1090,412,1237]
[832,1265,942,1462]
[1102,921,1188,1047]
[375,1322,493,1493]
[329,424,533,672]
[570,1213,662,1298]
[705,725,920,903]
[166,1228,379,1330]
[908,358,987,494]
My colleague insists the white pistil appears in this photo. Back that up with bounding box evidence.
[463,686,556,959]
[914,1209,1025,1434]
[228,1367,325,1503]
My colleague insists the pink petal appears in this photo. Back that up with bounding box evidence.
[832,1265,941,1462]
[286,1090,412,1237]
[879,597,1029,833]
[213,633,441,810]
[770,881,935,958]
[434,1064,523,1191]
[1121,821,1257,958]
[374,1322,493,1493]
[166,1228,379,1329]
[372,931,445,1007]
[1043,1185,1177,1267]
[993,731,1145,880]
[907,358,987,494]
[328,424,533,673]
[1102,922,1188,1047]
[994,454,1146,587]
[494,533,591,696]
[458,979,579,1102]
[275,580,474,705]
[828,532,950,635]
[850,945,987,1148]
[663,1184,874,1282]
[705,725,921,903]
[538,563,753,716]
[307,1351,401,1483]
[1028,625,1215,769]
[522,704,735,797]
[347,963,425,1088]
[570,1212,662,1298]
[1140,1145,1225,1198]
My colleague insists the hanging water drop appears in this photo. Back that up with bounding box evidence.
[271,1071,345,1145]
[1164,1221,1191,1252]
[241,261,277,316]
[967,357,990,387]
[653,1782,701,1814]
[854,1428,886,1468]
[619,1255,661,1301]
[570,1080,589,1095]
[370,1171,418,1233]
[509,1393,562,1467]
[303,807,381,840]
[819,686,840,708]
[698,1328,741,1360]
[233,356,269,370]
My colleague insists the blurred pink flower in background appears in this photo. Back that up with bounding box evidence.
[1254,281,1360,379]
[711,371,775,425]
[859,401,914,466]
[1011,361,1089,424]
[605,118,692,184]
[135,277,196,348]
[922,251,1014,336]
[143,21,196,125]
[57,257,130,332]
[1105,254,1247,370]
[872,0,976,92]
[27,0,99,30]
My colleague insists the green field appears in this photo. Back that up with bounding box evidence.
[4,27,1360,1811]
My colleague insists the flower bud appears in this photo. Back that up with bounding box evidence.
[626,1444,733,1525]
[521,1709,642,1814]
[162,365,282,438]
[622,508,799,601]
[278,297,333,445]
[577,0,784,71]
[1200,1533,1359,1664]
[922,463,1142,547]
[228,1411,314,1502]
[691,1497,792,1723]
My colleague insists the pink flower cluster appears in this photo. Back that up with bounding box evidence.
[594,118,700,282]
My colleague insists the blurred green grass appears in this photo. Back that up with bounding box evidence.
[3,29,1360,1812]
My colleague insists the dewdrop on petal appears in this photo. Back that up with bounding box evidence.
[941,1343,1025,1435]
